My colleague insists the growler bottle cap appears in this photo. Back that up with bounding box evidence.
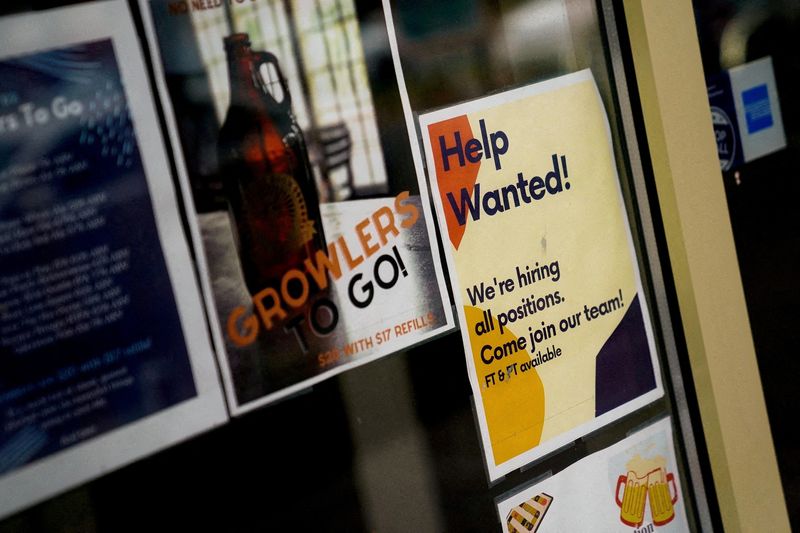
[224,33,251,49]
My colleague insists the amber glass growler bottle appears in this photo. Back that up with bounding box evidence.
[218,33,326,298]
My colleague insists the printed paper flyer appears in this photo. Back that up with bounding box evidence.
[497,417,689,532]
[419,70,663,479]
[0,0,226,517]
[139,0,453,412]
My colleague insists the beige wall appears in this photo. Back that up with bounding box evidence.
[621,1,789,531]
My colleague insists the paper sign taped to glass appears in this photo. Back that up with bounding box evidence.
[497,417,688,532]
[418,70,663,480]
[0,1,226,517]
[139,0,453,413]
[707,56,786,172]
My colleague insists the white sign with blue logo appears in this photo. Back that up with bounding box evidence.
[730,57,786,164]
[708,57,785,171]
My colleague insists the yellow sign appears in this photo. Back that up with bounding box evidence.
[419,70,663,479]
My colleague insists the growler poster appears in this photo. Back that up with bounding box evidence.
[139,0,453,412]
[496,417,689,532]
[418,71,663,480]
[0,1,226,517]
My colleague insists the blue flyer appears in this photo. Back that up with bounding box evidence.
[0,39,197,472]
[0,4,226,515]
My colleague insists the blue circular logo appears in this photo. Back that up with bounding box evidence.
[711,106,736,171]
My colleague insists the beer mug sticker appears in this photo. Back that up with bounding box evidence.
[496,417,689,532]
[139,0,453,412]
[615,455,680,528]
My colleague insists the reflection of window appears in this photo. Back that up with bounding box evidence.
[189,7,231,122]
[189,0,387,196]
[231,1,311,128]
[294,0,386,192]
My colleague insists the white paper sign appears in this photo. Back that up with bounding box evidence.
[730,56,786,163]
[497,417,689,532]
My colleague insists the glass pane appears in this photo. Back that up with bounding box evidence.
[694,1,800,527]
[0,1,708,531]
